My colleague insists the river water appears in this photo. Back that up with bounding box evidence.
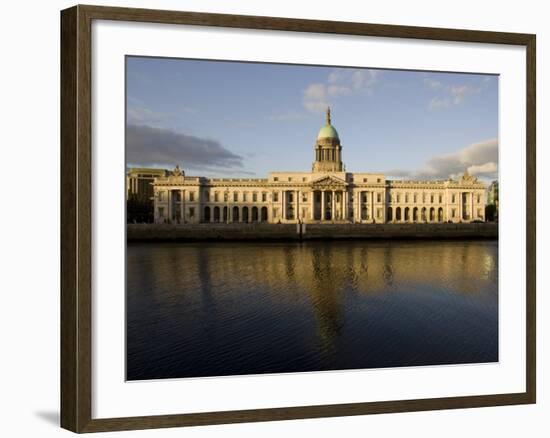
[127,240,498,380]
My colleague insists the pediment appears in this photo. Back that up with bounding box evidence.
[311,175,347,188]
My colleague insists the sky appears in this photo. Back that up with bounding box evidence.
[126,56,498,182]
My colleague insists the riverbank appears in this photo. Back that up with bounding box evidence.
[127,222,498,242]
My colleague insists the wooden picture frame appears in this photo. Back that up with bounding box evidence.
[60,4,536,433]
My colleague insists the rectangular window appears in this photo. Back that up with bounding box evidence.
[233,192,238,202]
[414,194,417,203]
[189,207,195,218]
[262,192,267,202]
[214,192,219,202]
[439,194,443,203]
[302,177,307,182]
[405,194,409,203]
[273,177,279,181]
[477,194,481,203]
[224,192,228,202]
[377,178,381,183]
[377,208,382,218]
[430,194,434,203]
[452,194,456,203]
[452,208,456,218]
[396,194,401,203]
[273,193,279,202]
[189,192,194,202]
[288,177,292,182]
[377,193,382,203]
[243,193,248,202]
[302,193,307,202]
[363,178,368,182]
[253,193,257,202]
[204,191,210,202]
[289,193,294,202]
[363,193,368,203]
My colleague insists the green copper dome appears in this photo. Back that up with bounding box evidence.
[317,124,339,140]
[316,107,340,140]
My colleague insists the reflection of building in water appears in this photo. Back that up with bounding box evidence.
[148,108,487,224]
[139,242,497,349]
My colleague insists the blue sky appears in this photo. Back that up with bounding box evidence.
[126,56,498,181]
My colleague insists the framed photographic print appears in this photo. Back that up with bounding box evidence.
[60,4,536,433]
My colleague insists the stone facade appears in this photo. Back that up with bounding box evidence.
[151,109,487,225]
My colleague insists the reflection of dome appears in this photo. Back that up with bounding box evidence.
[317,124,339,140]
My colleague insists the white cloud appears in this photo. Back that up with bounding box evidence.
[450,84,481,104]
[303,68,380,113]
[303,83,329,112]
[386,138,498,181]
[424,76,489,110]
[467,162,498,176]
[423,78,443,90]
[428,97,451,110]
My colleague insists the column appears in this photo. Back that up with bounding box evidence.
[445,190,449,222]
[281,190,286,221]
[321,191,325,221]
[370,191,374,223]
[343,191,348,221]
[470,192,475,221]
[297,190,301,221]
[181,190,185,223]
[458,192,463,221]
[310,191,315,221]
[167,190,172,222]
[356,190,361,222]
[331,191,336,221]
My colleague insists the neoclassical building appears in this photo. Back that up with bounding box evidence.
[151,108,486,224]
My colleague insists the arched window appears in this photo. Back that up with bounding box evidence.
[232,206,240,222]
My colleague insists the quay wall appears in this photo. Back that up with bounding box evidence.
[127,223,498,242]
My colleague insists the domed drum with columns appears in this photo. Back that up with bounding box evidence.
[312,107,343,172]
